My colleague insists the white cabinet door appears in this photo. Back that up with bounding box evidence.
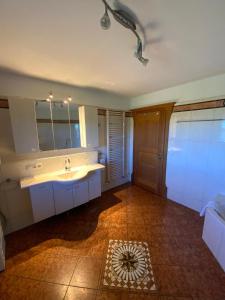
[29,183,55,223]
[9,98,39,154]
[73,181,89,207]
[88,172,101,200]
[53,183,74,215]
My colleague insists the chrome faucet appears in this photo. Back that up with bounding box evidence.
[65,158,71,171]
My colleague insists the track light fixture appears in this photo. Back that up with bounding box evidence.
[101,4,111,30]
[100,0,149,65]
[45,92,72,104]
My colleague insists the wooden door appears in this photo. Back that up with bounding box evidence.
[133,103,174,197]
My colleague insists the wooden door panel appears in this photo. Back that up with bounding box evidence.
[135,111,161,153]
[133,103,174,197]
[136,151,160,192]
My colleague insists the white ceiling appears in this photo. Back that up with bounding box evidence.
[0,0,225,97]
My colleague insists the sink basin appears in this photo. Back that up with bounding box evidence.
[57,172,79,180]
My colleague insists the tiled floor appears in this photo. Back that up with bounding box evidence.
[1,184,225,299]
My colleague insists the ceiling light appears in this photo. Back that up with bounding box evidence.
[100,5,111,30]
[49,91,53,99]
[45,92,73,104]
[100,0,149,65]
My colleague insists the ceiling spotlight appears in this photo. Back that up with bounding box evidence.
[100,0,149,65]
[68,96,72,102]
[64,100,68,104]
[100,4,111,30]
[46,98,51,102]
[49,91,53,99]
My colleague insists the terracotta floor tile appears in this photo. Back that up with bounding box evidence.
[86,240,107,257]
[96,290,129,300]
[70,256,103,289]
[64,287,97,300]
[159,297,192,300]
[183,266,225,300]
[153,265,191,297]
[127,213,146,225]
[107,225,128,240]
[6,252,78,285]
[3,184,225,299]
[0,274,67,300]
[128,293,159,299]
[150,246,174,265]
[127,225,147,241]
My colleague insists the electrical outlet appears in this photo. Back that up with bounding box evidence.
[34,163,43,169]
[25,162,43,170]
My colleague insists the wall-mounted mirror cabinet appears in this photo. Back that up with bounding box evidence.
[35,100,81,151]
[9,98,98,154]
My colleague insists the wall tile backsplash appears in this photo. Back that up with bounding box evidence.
[1,151,98,181]
[166,107,225,212]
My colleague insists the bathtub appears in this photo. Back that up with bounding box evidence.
[202,208,225,272]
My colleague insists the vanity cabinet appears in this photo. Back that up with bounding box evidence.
[53,183,74,214]
[88,171,101,200]
[29,183,55,223]
[73,181,89,207]
[29,171,102,223]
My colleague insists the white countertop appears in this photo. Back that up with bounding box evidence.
[20,163,105,189]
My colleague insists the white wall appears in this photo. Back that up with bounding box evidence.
[166,108,225,212]
[130,73,225,108]
[0,70,129,110]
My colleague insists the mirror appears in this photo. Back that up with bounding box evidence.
[35,101,54,151]
[52,102,71,150]
[35,100,81,151]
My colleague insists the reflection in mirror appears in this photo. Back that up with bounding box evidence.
[35,101,54,151]
[35,100,81,151]
[52,102,71,150]
[69,103,81,148]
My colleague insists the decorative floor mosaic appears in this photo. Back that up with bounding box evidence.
[103,240,157,291]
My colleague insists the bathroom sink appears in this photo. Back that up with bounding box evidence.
[20,163,105,189]
[57,171,80,180]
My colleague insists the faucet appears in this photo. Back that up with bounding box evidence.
[65,158,71,172]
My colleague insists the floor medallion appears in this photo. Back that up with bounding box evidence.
[103,240,157,291]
